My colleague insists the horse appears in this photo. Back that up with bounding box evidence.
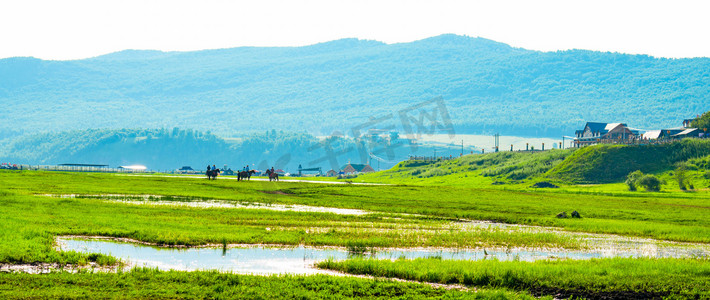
[206,168,220,180]
[265,169,279,182]
[237,170,255,181]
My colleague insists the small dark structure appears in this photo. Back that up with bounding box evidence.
[177,166,195,174]
[298,165,322,176]
[221,168,235,175]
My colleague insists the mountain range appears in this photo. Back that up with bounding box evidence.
[1,34,708,141]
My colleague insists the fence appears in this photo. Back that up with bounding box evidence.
[11,164,154,173]
[575,136,708,147]
[408,156,456,161]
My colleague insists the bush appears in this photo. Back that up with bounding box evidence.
[626,179,637,191]
[625,170,643,191]
[531,181,559,188]
[637,174,662,192]
[675,164,688,190]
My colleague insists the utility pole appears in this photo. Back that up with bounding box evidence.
[494,133,500,152]
[461,140,464,157]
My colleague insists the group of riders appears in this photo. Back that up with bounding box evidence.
[205,164,279,181]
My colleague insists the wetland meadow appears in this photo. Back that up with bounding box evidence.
[1,168,709,299]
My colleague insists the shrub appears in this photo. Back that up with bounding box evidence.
[625,179,637,191]
[625,170,643,191]
[637,174,662,192]
[531,181,559,188]
[675,164,688,190]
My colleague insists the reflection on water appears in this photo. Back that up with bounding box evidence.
[55,237,687,275]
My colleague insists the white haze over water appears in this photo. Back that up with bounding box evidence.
[1,0,709,60]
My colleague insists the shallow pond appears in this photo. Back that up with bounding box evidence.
[57,237,673,275]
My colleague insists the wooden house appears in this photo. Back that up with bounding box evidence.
[573,122,639,146]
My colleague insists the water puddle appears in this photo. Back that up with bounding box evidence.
[40,194,710,260]
[55,237,707,275]
[452,220,710,258]
[40,194,369,216]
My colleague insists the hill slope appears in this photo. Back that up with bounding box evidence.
[359,140,710,185]
[1,34,708,138]
[547,140,710,183]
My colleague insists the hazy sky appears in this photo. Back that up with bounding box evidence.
[1,0,709,60]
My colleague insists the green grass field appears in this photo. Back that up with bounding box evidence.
[1,142,709,299]
[318,257,710,299]
[0,268,539,299]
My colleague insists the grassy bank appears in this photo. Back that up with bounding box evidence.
[1,170,709,250]
[318,257,710,299]
[355,149,574,186]
[356,140,710,188]
[0,268,537,299]
[548,139,710,183]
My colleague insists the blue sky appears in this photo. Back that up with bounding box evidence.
[1,0,709,60]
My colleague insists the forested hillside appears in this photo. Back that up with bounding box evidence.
[0,128,467,171]
[1,34,708,139]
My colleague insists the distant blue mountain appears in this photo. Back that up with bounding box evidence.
[0,128,467,171]
[1,34,708,140]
